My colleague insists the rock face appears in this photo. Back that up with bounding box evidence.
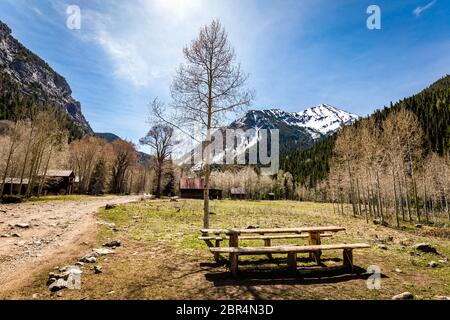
[0,20,92,134]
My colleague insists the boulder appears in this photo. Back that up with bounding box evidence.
[93,248,115,255]
[103,240,121,248]
[428,261,438,268]
[392,292,414,300]
[80,255,97,263]
[414,243,438,254]
[49,279,67,292]
[15,223,30,229]
[47,277,57,286]
[94,266,102,274]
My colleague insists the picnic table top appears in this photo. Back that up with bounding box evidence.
[200,226,345,235]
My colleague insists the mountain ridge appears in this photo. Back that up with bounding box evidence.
[281,74,450,187]
[0,20,92,134]
[179,104,359,168]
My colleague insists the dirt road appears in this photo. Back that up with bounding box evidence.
[0,195,140,295]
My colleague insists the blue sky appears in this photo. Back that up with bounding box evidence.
[0,0,449,150]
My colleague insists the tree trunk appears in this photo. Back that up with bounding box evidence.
[156,166,163,198]
[410,153,420,222]
[203,70,213,229]
[376,170,383,223]
[445,194,450,221]
[356,178,362,216]
[0,127,19,197]
[423,175,429,223]
[38,145,53,196]
[363,185,368,223]
[398,173,405,221]
[347,162,356,217]
[403,171,412,221]
[392,166,400,228]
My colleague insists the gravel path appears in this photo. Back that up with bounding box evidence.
[0,195,140,294]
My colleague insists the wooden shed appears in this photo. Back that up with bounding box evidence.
[179,177,223,200]
[38,170,75,195]
[2,178,29,195]
[230,187,246,200]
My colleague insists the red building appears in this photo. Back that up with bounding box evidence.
[179,178,222,200]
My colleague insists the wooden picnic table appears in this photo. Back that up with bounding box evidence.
[199,226,370,276]
[201,226,346,262]
[226,226,345,246]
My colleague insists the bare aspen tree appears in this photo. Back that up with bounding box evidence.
[0,119,24,197]
[69,136,106,194]
[140,120,179,198]
[168,20,253,228]
[110,140,137,194]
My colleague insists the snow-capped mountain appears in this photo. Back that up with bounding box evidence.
[230,104,359,138]
[177,104,359,168]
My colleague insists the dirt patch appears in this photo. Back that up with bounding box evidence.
[0,195,141,297]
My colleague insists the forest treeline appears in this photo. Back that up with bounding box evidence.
[0,106,166,199]
[0,69,85,140]
[281,74,450,188]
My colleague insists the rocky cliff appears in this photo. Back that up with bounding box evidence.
[0,20,92,134]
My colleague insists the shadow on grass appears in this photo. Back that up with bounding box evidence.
[203,260,389,288]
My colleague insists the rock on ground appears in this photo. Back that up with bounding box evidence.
[392,292,414,300]
[103,240,121,247]
[414,243,438,254]
[93,248,115,255]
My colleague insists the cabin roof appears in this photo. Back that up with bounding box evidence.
[43,170,75,178]
[4,178,29,185]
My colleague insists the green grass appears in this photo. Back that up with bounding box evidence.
[27,194,105,202]
[93,199,450,299]
[7,199,449,300]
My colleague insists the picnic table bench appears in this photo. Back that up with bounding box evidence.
[211,243,371,276]
[199,226,370,276]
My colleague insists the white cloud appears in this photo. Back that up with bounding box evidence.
[48,0,303,89]
[413,0,437,16]
[70,0,213,88]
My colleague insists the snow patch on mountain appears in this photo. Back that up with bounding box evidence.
[232,104,359,138]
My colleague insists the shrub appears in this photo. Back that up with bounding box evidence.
[0,195,23,204]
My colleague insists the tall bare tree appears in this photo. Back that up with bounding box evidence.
[162,20,253,228]
[140,120,179,198]
[110,140,137,194]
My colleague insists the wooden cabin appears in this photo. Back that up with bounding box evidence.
[179,177,223,200]
[2,178,29,195]
[230,187,246,200]
[38,170,75,195]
